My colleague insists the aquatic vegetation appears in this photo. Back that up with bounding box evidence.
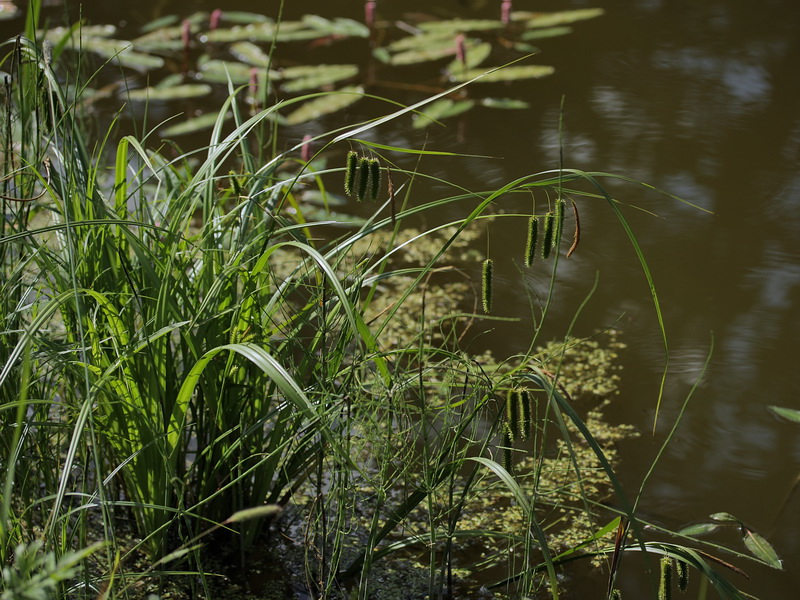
[0,2,776,600]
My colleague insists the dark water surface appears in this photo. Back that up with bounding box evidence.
[5,0,800,597]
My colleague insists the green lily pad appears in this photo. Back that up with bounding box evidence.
[285,86,364,126]
[161,112,230,137]
[480,97,530,109]
[384,30,454,53]
[513,8,604,28]
[197,57,256,84]
[280,65,359,93]
[450,64,554,83]
[85,38,165,71]
[229,41,273,68]
[301,15,370,38]
[215,11,271,25]
[709,512,740,523]
[521,26,573,40]
[418,19,504,33]
[139,14,180,34]
[413,99,475,129]
[446,41,492,73]
[126,84,212,102]
[391,40,459,66]
[205,21,303,43]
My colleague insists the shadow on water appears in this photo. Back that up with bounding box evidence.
[3,0,799,596]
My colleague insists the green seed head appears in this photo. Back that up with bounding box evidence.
[505,389,520,441]
[368,158,382,201]
[676,560,688,593]
[659,556,673,600]
[481,258,493,313]
[517,389,531,440]
[502,426,513,472]
[610,590,622,600]
[542,211,555,259]
[525,215,538,267]
[357,157,371,201]
[344,151,358,197]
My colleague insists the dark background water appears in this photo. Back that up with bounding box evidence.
[4,0,799,597]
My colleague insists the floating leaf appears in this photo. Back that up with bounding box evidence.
[139,14,180,34]
[372,47,391,64]
[133,23,200,53]
[521,26,573,40]
[205,21,304,43]
[767,405,800,424]
[155,74,185,89]
[0,1,20,21]
[418,19,504,33]
[384,30,453,53]
[126,84,212,102]
[450,64,554,83]
[743,530,783,569]
[197,57,255,84]
[480,97,530,109]
[161,112,231,137]
[413,99,475,129]
[677,523,720,537]
[513,8,604,28]
[280,64,359,93]
[709,512,740,523]
[284,86,364,126]
[229,41,273,68]
[446,41,492,73]
[391,39,459,66]
[301,15,370,38]
[86,39,165,71]
[216,11,271,25]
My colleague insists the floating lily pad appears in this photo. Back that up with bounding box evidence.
[197,57,256,84]
[161,112,230,137]
[285,86,364,126]
[418,19,504,33]
[155,74,185,89]
[126,84,212,102]
[301,15,370,38]
[391,40,459,66]
[139,14,180,34]
[0,1,20,21]
[480,97,530,109]
[512,8,604,28]
[215,11,271,25]
[133,23,201,53]
[384,30,454,53]
[205,21,304,43]
[450,64,554,83]
[229,41,273,68]
[84,38,166,71]
[521,26,573,40]
[446,41,492,73]
[413,98,475,129]
[280,64,359,93]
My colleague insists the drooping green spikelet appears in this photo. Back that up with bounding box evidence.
[357,157,370,201]
[344,151,358,196]
[505,389,520,440]
[542,211,555,259]
[481,258,493,313]
[368,158,382,201]
[516,389,531,440]
[610,590,622,600]
[676,560,688,592]
[228,170,242,197]
[525,215,538,267]
[555,198,565,245]
[659,556,673,600]
[502,426,513,472]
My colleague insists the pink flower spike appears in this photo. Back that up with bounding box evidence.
[181,19,191,51]
[455,33,466,66]
[501,0,512,26]
[248,67,259,99]
[209,9,223,31]
[365,0,376,29]
[301,135,313,163]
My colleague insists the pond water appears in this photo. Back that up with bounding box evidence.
[4,0,799,597]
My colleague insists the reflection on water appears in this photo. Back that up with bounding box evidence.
[3,0,799,595]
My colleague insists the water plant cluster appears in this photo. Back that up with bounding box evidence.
[0,1,784,599]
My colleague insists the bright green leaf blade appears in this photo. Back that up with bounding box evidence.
[767,405,800,423]
[677,523,720,536]
[743,530,783,569]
